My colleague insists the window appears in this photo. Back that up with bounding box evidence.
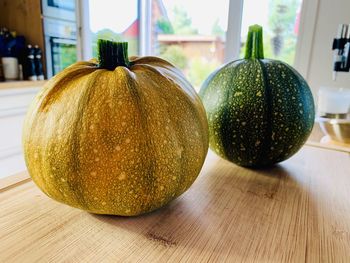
[82,0,303,81]
[81,0,302,81]
[240,0,303,65]
[88,0,140,57]
[150,0,230,90]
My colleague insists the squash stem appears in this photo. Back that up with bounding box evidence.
[98,39,130,69]
[244,25,264,59]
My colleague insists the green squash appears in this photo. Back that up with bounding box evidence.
[199,25,315,167]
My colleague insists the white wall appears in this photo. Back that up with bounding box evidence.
[298,0,350,100]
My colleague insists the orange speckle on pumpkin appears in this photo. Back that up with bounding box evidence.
[118,172,126,181]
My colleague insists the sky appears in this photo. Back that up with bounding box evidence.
[89,0,138,33]
[241,0,270,36]
[88,0,298,38]
[162,0,229,35]
[88,0,231,34]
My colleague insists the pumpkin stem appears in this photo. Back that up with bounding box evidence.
[98,39,130,69]
[244,24,264,59]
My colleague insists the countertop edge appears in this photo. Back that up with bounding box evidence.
[0,172,30,193]
[0,80,47,90]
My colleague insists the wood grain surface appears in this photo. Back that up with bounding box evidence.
[1,146,350,262]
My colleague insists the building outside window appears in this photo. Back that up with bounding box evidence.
[83,0,303,90]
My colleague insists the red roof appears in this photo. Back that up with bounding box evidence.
[122,19,139,38]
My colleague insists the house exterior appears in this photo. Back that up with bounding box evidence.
[157,34,225,63]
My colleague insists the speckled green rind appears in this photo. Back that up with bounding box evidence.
[199,58,315,167]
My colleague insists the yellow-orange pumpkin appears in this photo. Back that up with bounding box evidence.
[23,40,208,216]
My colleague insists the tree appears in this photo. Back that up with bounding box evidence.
[268,0,300,60]
[212,19,225,38]
[156,17,174,34]
[159,45,187,70]
[171,6,198,35]
[188,58,219,89]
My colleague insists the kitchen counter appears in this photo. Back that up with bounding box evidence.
[0,80,47,90]
[1,146,350,262]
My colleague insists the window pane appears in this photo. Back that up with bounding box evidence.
[151,0,229,90]
[88,0,139,57]
[241,0,303,65]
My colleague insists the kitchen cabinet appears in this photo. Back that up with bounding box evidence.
[0,81,44,178]
[0,0,46,76]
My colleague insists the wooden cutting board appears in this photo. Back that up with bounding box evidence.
[1,146,350,262]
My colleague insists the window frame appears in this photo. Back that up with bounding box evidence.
[79,0,317,70]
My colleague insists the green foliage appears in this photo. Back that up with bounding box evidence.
[240,0,301,65]
[267,0,301,64]
[188,58,220,89]
[211,19,225,38]
[59,45,77,72]
[156,17,174,34]
[269,0,300,34]
[159,45,187,70]
[171,6,198,35]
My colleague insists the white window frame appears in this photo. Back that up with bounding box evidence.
[293,0,319,79]
[139,0,152,56]
[225,0,244,62]
[79,0,317,70]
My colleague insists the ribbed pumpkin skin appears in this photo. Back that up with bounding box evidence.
[199,58,314,167]
[23,56,209,216]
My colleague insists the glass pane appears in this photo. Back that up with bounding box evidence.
[49,0,75,11]
[151,0,229,91]
[88,0,139,58]
[241,0,303,65]
[52,42,77,75]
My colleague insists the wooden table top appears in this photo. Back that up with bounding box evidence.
[1,146,350,262]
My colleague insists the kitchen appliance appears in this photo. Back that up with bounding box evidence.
[43,18,77,78]
[317,117,350,144]
[317,87,350,144]
[332,24,350,80]
[316,26,350,145]
[42,0,76,22]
